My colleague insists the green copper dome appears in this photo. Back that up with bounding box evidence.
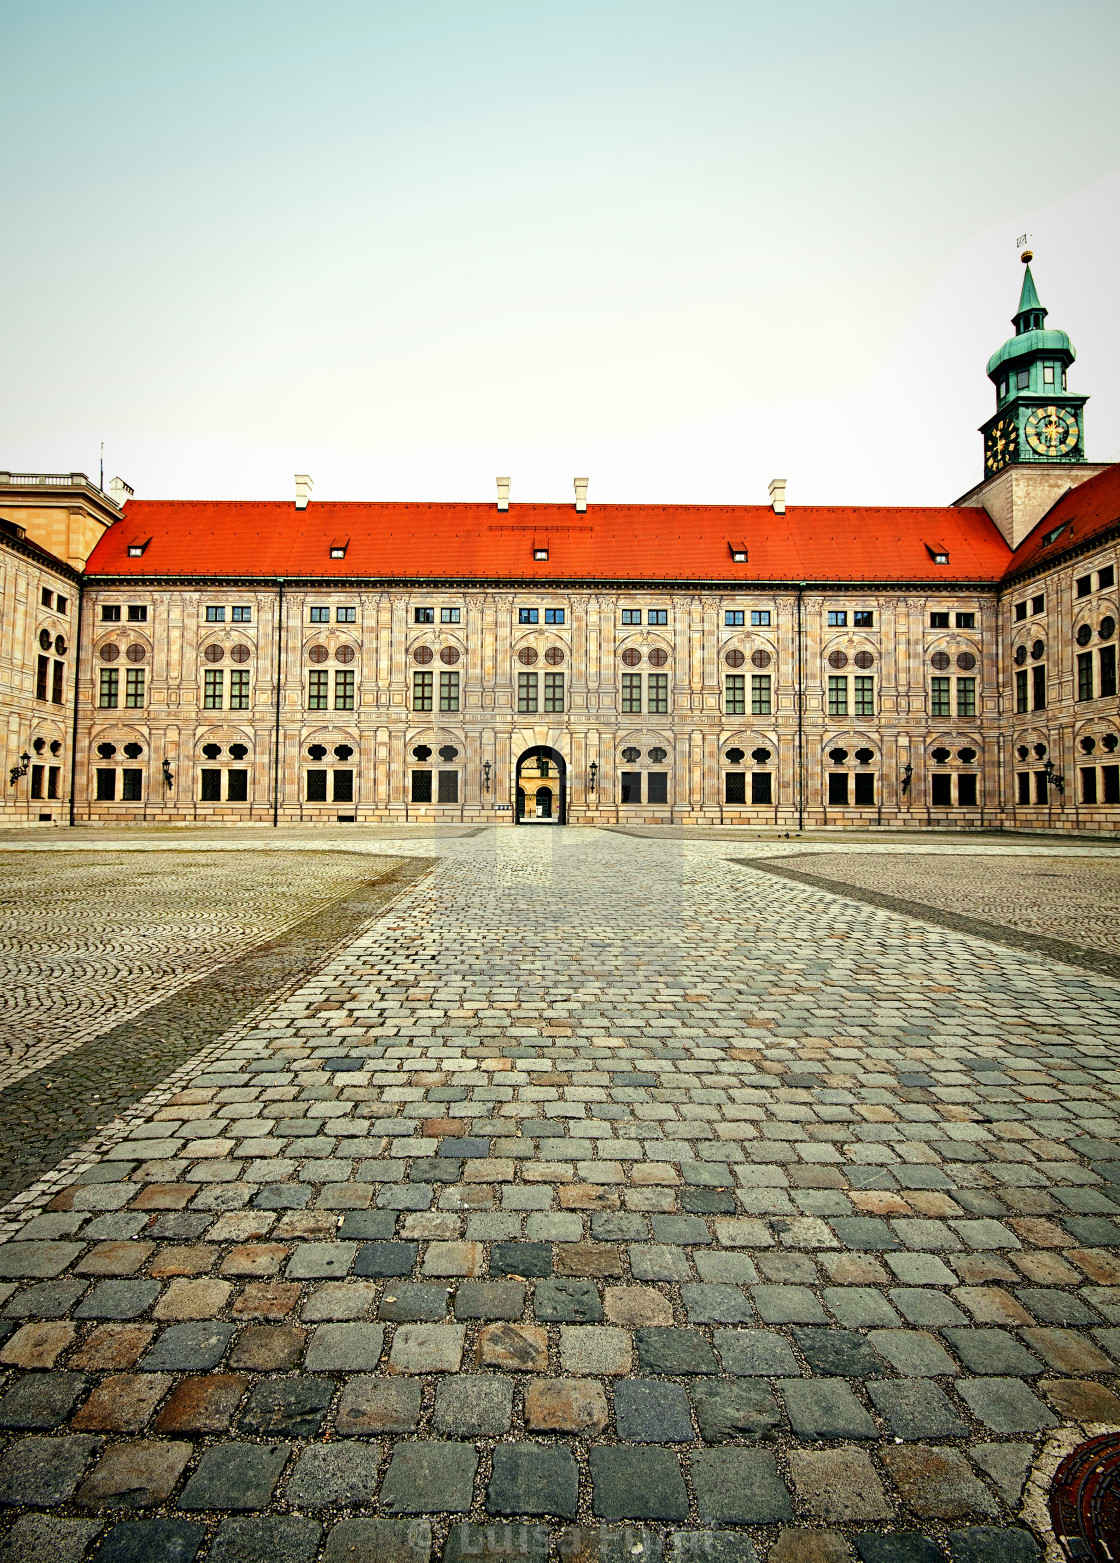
[986,263,1074,380]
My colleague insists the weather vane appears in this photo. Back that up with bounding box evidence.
[1017,233,1033,264]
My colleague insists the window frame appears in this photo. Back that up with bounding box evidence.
[545,607,565,624]
[648,672,668,714]
[724,610,744,627]
[827,610,848,627]
[725,674,745,717]
[828,675,849,717]
[203,669,224,709]
[621,609,641,625]
[127,604,148,622]
[751,674,771,716]
[647,609,668,625]
[439,670,460,712]
[308,669,330,710]
[99,667,119,709]
[853,675,875,717]
[956,676,976,718]
[544,670,564,712]
[232,605,252,622]
[441,607,461,623]
[334,669,356,710]
[230,668,250,709]
[414,607,435,623]
[413,670,434,711]
[336,606,357,623]
[309,606,330,623]
[930,677,951,718]
[518,608,539,624]
[101,604,121,623]
[205,606,226,622]
[518,671,539,713]
[125,667,145,708]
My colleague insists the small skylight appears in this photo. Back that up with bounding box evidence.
[1043,524,1067,547]
[729,545,747,563]
[926,544,949,565]
[329,543,348,559]
[533,548,549,561]
[127,539,149,557]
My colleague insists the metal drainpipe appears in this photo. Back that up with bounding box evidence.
[272,579,284,828]
[68,577,84,828]
[796,584,805,832]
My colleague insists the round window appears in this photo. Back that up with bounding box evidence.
[621,746,641,762]
[412,646,433,664]
[439,646,459,664]
[1013,645,1027,665]
[1076,624,1093,647]
[648,648,668,668]
[229,743,249,760]
[123,742,143,759]
[309,644,330,663]
[230,644,251,663]
[956,651,976,670]
[931,747,951,764]
[518,647,539,665]
[99,643,120,662]
[1100,617,1116,640]
[334,744,354,760]
[1034,743,1047,759]
[854,748,874,765]
[1031,639,1045,660]
[930,651,951,670]
[724,649,745,667]
[751,747,772,764]
[545,646,565,665]
[54,635,67,656]
[308,744,328,760]
[648,747,667,762]
[751,649,772,668]
[854,651,874,669]
[204,644,225,663]
[39,629,52,650]
[958,747,977,763]
[828,651,849,669]
[1016,745,1029,760]
[1102,734,1119,752]
[96,742,117,759]
[620,648,641,666]
[1081,737,1097,753]
[126,644,146,662]
[335,645,356,664]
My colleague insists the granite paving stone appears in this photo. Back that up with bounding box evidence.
[379,1441,479,1513]
[0,1435,102,1507]
[589,1447,689,1520]
[787,1448,891,1523]
[868,1379,969,1438]
[285,1441,382,1507]
[434,1374,515,1435]
[91,1519,203,1563]
[691,1380,784,1441]
[179,1442,290,1509]
[690,1448,793,1523]
[954,1376,1059,1432]
[321,1518,432,1563]
[780,1379,879,1439]
[487,1443,579,1517]
[208,1516,323,1563]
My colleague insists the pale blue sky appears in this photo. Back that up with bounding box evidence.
[4,0,1118,505]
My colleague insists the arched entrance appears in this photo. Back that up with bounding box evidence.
[515,746,566,825]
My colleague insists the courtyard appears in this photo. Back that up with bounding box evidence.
[0,824,1119,1563]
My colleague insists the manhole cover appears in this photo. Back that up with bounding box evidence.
[1051,1433,1120,1559]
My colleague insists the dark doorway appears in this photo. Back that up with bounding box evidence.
[514,746,566,825]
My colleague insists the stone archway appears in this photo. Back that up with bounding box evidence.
[515,746,566,825]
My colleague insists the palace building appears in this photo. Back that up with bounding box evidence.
[2,257,1118,831]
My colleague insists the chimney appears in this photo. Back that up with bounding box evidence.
[295,474,314,510]
[108,475,134,508]
[496,476,510,512]
[768,478,786,514]
[573,477,588,513]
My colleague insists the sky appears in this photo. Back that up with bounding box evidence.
[3,0,1119,508]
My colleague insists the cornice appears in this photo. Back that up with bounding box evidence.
[0,527,81,582]
[78,574,1003,594]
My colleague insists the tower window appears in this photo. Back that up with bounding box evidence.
[1017,370,1029,390]
[999,380,1008,398]
[1044,364,1055,384]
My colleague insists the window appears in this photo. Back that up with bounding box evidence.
[854,676,875,717]
[335,670,355,710]
[621,772,641,804]
[228,770,249,802]
[930,677,950,717]
[1016,669,1028,713]
[337,607,356,623]
[96,769,116,801]
[724,611,744,626]
[648,609,667,625]
[232,606,252,622]
[1076,575,1092,598]
[533,548,548,561]
[439,671,459,712]
[101,604,121,622]
[725,772,746,804]
[828,773,849,804]
[543,607,564,624]
[622,609,641,625]
[306,770,327,801]
[648,673,668,714]
[121,769,142,801]
[414,607,435,623]
[51,661,64,705]
[56,596,68,615]
[230,669,250,709]
[730,549,746,563]
[333,771,354,803]
[545,672,564,712]
[518,672,538,713]
[828,676,848,716]
[438,771,458,803]
[36,656,49,701]
[751,674,771,715]
[205,606,226,622]
[125,668,145,708]
[201,770,222,801]
[31,765,44,798]
[204,670,224,709]
[128,545,144,557]
[1105,767,1120,804]
[827,611,847,627]
[1031,594,1045,614]
[47,766,60,799]
[413,671,433,711]
[518,609,539,624]
[931,773,952,806]
[330,546,346,559]
[752,772,773,804]
[1014,602,1027,622]
[747,609,769,626]
[930,612,950,628]
[126,605,147,623]
[1032,665,1046,710]
[1077,653,1094,701]
[1044,364,1055,385]
[411,770,432,802]
[725,675,745,716]
[621,672,642,714]
[1017,369,1028,390]
[1017,771,1031,804]
[310,606,330,623]
[647,772,668,803]
[1082,768,1098,804]
[309,670,329,709]
[1101,645,1117,698]
[99,668,118,708]
[1100,566,1116,590]
[958,773,978,807]
[956,677,975,717]
[1035,771,1048,805]
[853,772,874,805]
[853,611,873,628]
[955,612,975,629]
[41,588,53,609]
[441,607,461,623]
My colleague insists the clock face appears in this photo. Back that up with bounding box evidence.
[985,417,1018,474]
[1025,404,1079,456]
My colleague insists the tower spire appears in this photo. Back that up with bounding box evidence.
[1014,263,1045,334]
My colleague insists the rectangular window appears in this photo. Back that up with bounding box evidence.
[544,671,564,712]
[751,610,771,626]
[200,770,221,801]
[1017,771,1031,804]
[41,588,54,608]
[230,669,250,709]
[36,656,49,701]
[1032,665,1046,710]
[204,669,224,709]
[31,765,43,798]
[1100,645,1117,698]
[648,673,668,714]
[56,596,67,615]
[96,768,116,801]
[1076,575,1092,598]
[309,670,329,710]
[955,612,975,629]
[1014,601,1027,622]
[518,608,539,624]
[930,677,950,717]
[439,671,460,712]
[232,605,252,622]
[414,607,435,623]
[827,610,847,627]
[648,609,667,625]
[333,770,354,803]
[227,769,249,801]
[127,604,147,622]
[335,670,355,710]
[438,771,458,803]
[751,674,771,715]
[621,771,641,804]
[336,607,356,623]
[956,677,975,717]
[622,609,641,624]
[1035,770,1048,805]
[957,773,978,807]
[121,769,142,801]
[518,671,539,713]
[931,773,952,806]
[1104,766,1120,804]
[647,772,668,803]
[1044,364,1055,384]
[621,672,642,714]
[51,660,64,704]
[930,611,950,628]
[545,608,565,624]
[47,766,60,799]
[854,676,875,716]
[125,668,145,708]
[828,773,849,804]
[1031,594,1045,614]
[306,770,327,802]
[725,675,745,716]
[1017,369,1029,390]
[1077,652,1094,701]
[99,668,118,708]
[853,611,873,628]
[1100,566,1115,590]
[309,606,330,623]
[725,771,746,804]
[101,604,121,622]
[724,611,744,626]
[205,606,226,622]
[1082,767,1098,805]
[411,770,432,802]
[854,772,874,805]
[441,607,461,623]
[413,671,433,711]
[1015,669,1028,713]
[828,676,849,716]
[752,772,773,804]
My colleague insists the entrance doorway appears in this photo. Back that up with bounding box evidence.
[515,746,566,825]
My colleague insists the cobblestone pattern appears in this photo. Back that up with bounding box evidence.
[0,829,1119,1562]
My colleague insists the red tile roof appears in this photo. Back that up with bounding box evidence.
[84,500,1012,584]
[1003,464,1120,581]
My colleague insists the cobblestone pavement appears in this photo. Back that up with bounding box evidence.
[1,826,1120,1563]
